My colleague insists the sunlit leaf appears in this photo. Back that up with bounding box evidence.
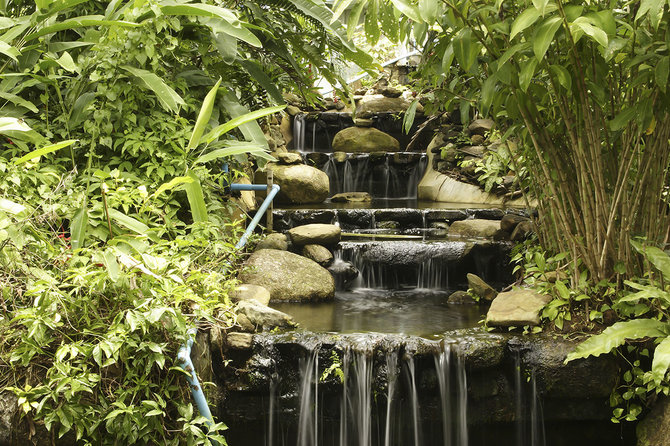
[14,140,77,164]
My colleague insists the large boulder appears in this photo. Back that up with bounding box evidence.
[449,219,501,238]
[467,273,498,301]
[236,300,295,328]
[332,127,400,153]
[288,223,341,247]
[256,233,289,251]
[269,164,329,204]
[302,244,333,267]
[486,289,551,327]
[355,94,422,114]
[230,284,271,306]
[240,249,335,301]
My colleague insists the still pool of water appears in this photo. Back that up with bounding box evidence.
[271,289,485,338]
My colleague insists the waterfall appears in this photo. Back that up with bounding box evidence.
[383,351,398,446]
[297,348,320,446]
[294,114,305,152]
[456,353,468,446]
[405,355,422,446]
[267,378,277,446]
[434,344,452,446]
[513,351,546,446]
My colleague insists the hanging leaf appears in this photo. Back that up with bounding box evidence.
[68,92,96,128]
[14,140,77,164]
[331,0,357,23]
[0,91,38,113]
[0,41,20,61]
[549,64,572,90]
[25,15,140,41]
[652,337,670,385]
[479,75,497,117]
[510,7,541,40]
[390,0,421,23]
[533,15,562,61]
[609,106,638,131]
[153,176,194,197]
[103,249,120,282]
[54,51,78,72]
[204,105,285,144]
[213,32,237,64]
[183,171,208,223]
[364,0,380,45]
[194,145,275,165]
[120,66,185,114]
[571,17,608,49]
[655,56,669,93]
[108,209,159,242]
[631,240,670,279]
[419,0,438,23]
[70,205,88,250]
[497,42,530,68]
[187,78,221,151]
[442,43,455,73]
[453,28,481,72]
[519,58,538,91]
[403,99,419,134]
[238,60,284,104]
[566,319,670,362]
[346,0,368,39]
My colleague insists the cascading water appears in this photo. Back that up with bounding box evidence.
[294,113,306,152]
[405,355,422,446]
[383,351,398,446]
[297,348,320,446]
[513,351,546,446]
[435,344,452,446]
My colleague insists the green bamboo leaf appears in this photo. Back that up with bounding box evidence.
[418,0,438,23]
[631,240,670,279]
[510,7,541,40]
[120,66,185,114]
[519,58,538,91]
[571,17,608,49]
[25,16,140,41]
[533,16,562,61]
[609,106,638,131]
[103,249,120,282]
[213,32,237,63]
[183,171,208,223]
[204,105,285,144]
[68,92,96,128]
[0,91,38,113]
[532,0,550,15]
[497,42,530,68]
[655,56,669,93]
[54,51,78,72]
[108,209,159,242]
[479,75,496,117]
[0,117,32,133]
[286,0,355,50]
[346,0,368,39]
[441,43,454,73]
[160,2,261,47]
[0,41,19,61]
[652,337,670,385]
[566,319,670,362]
[390,0,421,22]
[453,28,481,73]
[331,0,357,23]
[187,78,221,151]
[14,140,77,164]
[238,60,284,104]
[194,145,275,165]
[403,99,419,134]
[635,0,664,26]
[153,176,194,197]
[549,64,572,90]
[70,205,88,250]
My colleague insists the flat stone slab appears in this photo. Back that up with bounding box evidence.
[486,289,551,327]
[288,223,341,246]
[449,219,501,238]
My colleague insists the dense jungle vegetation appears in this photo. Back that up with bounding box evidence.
[1,0,669,443]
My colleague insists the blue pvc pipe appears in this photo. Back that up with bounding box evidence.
[178,182,280,440]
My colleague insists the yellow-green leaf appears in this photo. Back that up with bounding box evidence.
[14,140,77,164]
[187,78,221,151]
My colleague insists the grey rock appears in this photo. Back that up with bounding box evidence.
[500,214,530,233]
[333,151,348,163]
[486,289,551,327]
[356,94,422,114]
[467,273,498,301]
[236,313,255,332]
[448,290,476,304]
[458,145,487,158]
[256,233,289,251]
[330,192,372,203]
[277,152,303,165]
[302,244,333,267]
[354,118,374,127]
[226,332,254,349]
[265,164,330,204]
[511,220,535,241]
[471,134,485,145]
[449,219,501,238]
[637,396,670,446]
[240,249,335,302]
[288,224,341,247]
[332,127,400,153]
[236,299,295,328]
[468,118,495,136]
[287,105,301,116]
[328,259,359,289]
[230,284,271,306]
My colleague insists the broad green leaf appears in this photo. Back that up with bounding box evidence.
[631,240,670,279]
[571,17,608,48]
[0,91,38,113]
[419,0,438,23]
[497,42,530,68]
[0,117,32,133]
[108,209,159,242]
[70,205,88,250]
[204,105,285,144]
[0,41,19,61]
[0,198,26,215]
[161,2,261,47]
[14,140,77,164]
[183,171,207,223]
[655,56,669,93]
[635,0,664,28]
[213,32,237,63]
[549,64,571,90]
[652,337,670,385]
[532,0,550,15]
[403,99,419,134]
[566,319,670,362]
[194,145,275,165]
[187,78,221,151]
[364,0,380,45]
[68,92,96,128]
[120,66,185,113]
[442,43,454,73]
[218,93,271,150]
[238,59,284,104]
[479,75,496,117]
[555,280,570,300]
[609,106,638,131]
[533,16,562,61]
[519,58,538,91]
[153,176,194,197]
[285,0,355,50]
[347,0,368,39]
[25,16,140,41]
[510,7,541,40]
[619,282,670,306]
[390,0,421,22]
[453,28,481,73]
[54,51,78,72]
[103,249,120,282]
[331,0,357,23]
